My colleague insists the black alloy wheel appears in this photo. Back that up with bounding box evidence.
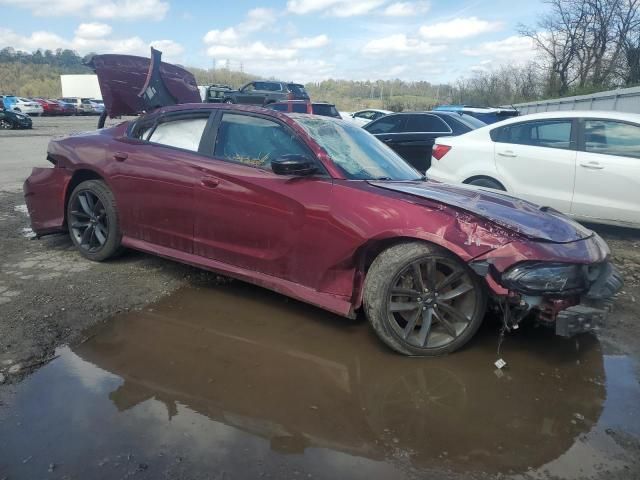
[69,190,109,253]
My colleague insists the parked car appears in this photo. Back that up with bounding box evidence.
[0,105,32,129]
[364,111,486,172]
[433,105,519,124]
[34,98,64,116]
[345,109,392,127]
[56,100,77,116]
[223,81,310,105]
[59,97,103,115]
[201,84,234,103]
[266,100,341,118]
[2,96,44,116]
[25,56,622,357]
[427,111,640,229]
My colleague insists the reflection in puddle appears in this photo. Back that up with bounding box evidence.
[1,283,638,479]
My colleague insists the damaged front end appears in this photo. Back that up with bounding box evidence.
[477,256,623,338]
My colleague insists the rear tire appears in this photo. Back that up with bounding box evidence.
[466,177,505,191]
[363,242,486,356]
[67,180,122,262]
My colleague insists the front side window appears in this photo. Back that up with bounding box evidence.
[148,117,208,152]
[584,120,640,159]
[242,83,256,92]
[405,114,450,133]
[213,113,310,169]
[365,115,406,134]
[492,119,573,150]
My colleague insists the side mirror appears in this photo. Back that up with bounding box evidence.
[271,154,318,176]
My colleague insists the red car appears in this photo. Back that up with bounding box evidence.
[23,51,622,356]
[34,98,64,116]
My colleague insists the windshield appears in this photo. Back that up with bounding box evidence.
[293,115,422,180]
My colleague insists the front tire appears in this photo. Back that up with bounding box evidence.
[363,242,486,356]
[0,119,13,129]
[67,180,122,261]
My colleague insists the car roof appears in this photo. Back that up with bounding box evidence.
[484,110,640,127]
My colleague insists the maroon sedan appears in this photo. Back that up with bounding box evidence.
[34,98,63,116]
[23,102,623,356]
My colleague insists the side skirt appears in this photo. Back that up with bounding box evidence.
[121,236,356,319]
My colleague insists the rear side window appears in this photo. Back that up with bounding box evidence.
[292,103,307,113]
[366,115,407,134]
[264,82,283,92]
[584,120,640,159]
[287,84,308,96]
[491,119,573,150]
[312,104,339,118]
[406,114,450,133]
[213,113,310,169]
[148,117,208,152]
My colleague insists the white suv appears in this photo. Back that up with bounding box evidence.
[427,111,640,228]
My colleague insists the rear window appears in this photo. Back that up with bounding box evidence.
[312,104,340,118]
[455,113,486,129]
[287,84,307,96]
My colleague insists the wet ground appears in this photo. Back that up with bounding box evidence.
[1,283,639,480]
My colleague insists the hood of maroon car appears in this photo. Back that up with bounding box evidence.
[368,181,592,243]
[88,49,200,117]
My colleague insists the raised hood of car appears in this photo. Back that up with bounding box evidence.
[87,48,200,117]
[368,181,592,243]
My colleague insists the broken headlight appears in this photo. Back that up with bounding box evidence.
[501,262,586,294]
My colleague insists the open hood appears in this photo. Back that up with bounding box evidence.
[87,48,201,117]
[368,181,593,243]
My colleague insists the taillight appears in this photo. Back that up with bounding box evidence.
[432,144,451,160]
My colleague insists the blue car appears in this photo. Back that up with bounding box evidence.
[433,105,519,124]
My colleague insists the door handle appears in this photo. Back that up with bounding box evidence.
[382,138,393,143]
[113,152,128,162]
[497,151,517,157]
[201,176,220,188]
[579,161,604,170]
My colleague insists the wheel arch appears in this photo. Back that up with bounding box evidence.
[350,234,477,311]
[63,169,106,226]
[463,175,507,190]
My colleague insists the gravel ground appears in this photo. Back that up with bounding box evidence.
[0,116,639,379]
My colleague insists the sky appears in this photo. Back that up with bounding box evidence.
[0,0,549,83]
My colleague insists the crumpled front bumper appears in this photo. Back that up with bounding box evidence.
[550,263,624,337]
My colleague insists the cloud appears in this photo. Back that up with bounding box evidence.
[419,17,501,40]
[0,0,169,20]
[241,7,277,32]
[74,23,112,39]
[363,33,446,55]
[291,34,330,49]
[203,28,240,46]
[382,1,429,17]
[0,26,184,62]
[206,42,297,62]
[286,0,385,17]
[462,35,536,59]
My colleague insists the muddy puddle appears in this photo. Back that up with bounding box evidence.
[1,282,639,479]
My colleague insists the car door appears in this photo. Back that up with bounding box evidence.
[396,114,452,172]
[107,111,212,253]
[492,118,577,212]
[236,82,267,105]
[572,118,640,225]
[365,114,408,157]
[190,111,334,288]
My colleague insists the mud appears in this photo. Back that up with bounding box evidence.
[0,283,639,479]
